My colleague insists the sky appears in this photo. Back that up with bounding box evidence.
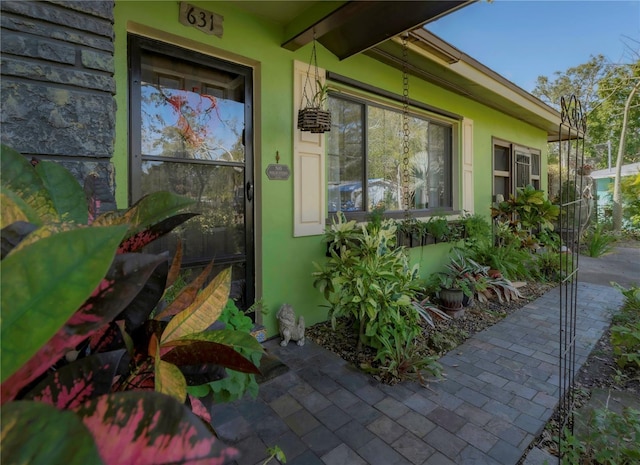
[426,0,640,93]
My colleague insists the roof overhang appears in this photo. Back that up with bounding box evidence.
[367,29,565,142]
[280,1,472,60]
[231,1,565,142]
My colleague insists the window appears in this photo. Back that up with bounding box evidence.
[327,94,454,217]
[493,139,541,200]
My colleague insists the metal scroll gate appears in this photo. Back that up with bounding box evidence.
[557,94,587,461]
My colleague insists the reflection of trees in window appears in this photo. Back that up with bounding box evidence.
[141,161,242,230]
[328,94,452,213]
[141,84,244,162]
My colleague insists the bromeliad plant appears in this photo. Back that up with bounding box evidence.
[430,249,522,306]
[0,145,263,465]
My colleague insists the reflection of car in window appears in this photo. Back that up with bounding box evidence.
[329,179,398,212]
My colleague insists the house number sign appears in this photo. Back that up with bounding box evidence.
[179,2,223,38]
[266,164,290,180]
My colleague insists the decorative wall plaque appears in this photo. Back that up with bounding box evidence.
[266,164,290,180]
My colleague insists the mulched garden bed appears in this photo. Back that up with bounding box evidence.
[306,281,556,385]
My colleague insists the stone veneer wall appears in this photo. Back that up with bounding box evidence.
[1,0,117,211]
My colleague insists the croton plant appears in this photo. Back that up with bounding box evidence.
[0,145,264,464]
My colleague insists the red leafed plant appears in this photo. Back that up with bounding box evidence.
[0,145,262,465]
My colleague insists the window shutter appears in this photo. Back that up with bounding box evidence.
[462,118,474,214]
[293,60,326,237]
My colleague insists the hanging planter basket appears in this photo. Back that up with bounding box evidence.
[298,107,331,133]
[298,35,331,134]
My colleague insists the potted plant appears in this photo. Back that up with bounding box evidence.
[297,38,331,134]
[431,261,474,318]
[436,273,471,310]
[298,79,331,133]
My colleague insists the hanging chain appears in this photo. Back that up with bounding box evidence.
[401,34,411,217]
[301,31,319,108]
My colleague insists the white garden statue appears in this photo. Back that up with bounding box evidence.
[277,303,305,346]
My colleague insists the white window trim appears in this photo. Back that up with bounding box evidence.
[492,138,542,200]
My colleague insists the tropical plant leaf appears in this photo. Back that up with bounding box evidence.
[1,220,37,259]
[155,261,214,321]
[188,395,212,424]
[156,359,188,402]
[121,191,195,232]
[22,350,127,409]
[115,256,169,332]
[162,340,261,375]
[74,391,239,465]
[133,319,169,352]
[1,253,166,402]
[149,334,187,402]
[35,159,88,224]
[151,333,187,402]
[166,239,184,289]
[161,268,231,344]
[0,145,57,223]
[116,359,156,392]
[88,321,127,355]
[92,208,126,227]
[7,222,78,255]
[118,213,198,253]
[0,190,35,228]
[167,329,265,355]
[0,225,127,383]
[1,401,104,465]
[177,362,229,386]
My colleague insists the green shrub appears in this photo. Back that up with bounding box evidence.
[533,249,574,283]
[611,323,640,370]
[617,173,640,232]
[370,326,443,385]
[610,284,640,371]
[198,299,262,402]
[584,223,617,257]
[314,215,420,350]
[463,241,535,282]
[561,406,640,465]
[612,283,640,317]
[313,214,440,383]
[491,184,560,250]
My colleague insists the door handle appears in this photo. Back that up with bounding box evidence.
[246,181,254,201]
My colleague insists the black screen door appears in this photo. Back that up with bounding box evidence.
[128,35,254,311]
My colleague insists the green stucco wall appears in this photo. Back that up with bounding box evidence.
[113,1,548,337]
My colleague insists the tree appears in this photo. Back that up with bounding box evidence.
[533,54,608,114]
[532,52,640,233]
[589,60,640,166]
[612,69,640,231]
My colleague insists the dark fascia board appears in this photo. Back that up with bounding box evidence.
[282,0,473,60]
[367,30,567,141]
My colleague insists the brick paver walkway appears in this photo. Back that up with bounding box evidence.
[211,281,625,465]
